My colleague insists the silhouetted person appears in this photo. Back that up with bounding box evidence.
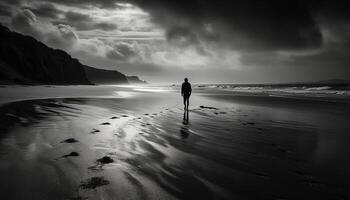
[181,78,192,110]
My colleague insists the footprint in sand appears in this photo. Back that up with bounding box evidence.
[200,105,218,110]
[88,156,114,171]
[79,177,110,189]
[61,138,79,143]
[63,152,79,157]
[97,156,114,164]
[56,152,80,160]
[90,128,100,134]
[100,122,111,125]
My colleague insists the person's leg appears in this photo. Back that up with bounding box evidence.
[183,96,186,109]
[186,97,189,110]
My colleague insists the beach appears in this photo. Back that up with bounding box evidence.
[0,85,350,200]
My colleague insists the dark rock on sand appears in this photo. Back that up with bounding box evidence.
[61,138,79,143]
[247,122,255,125]
[110,116,119,119]
[79,177,110,189]
[100,122,111,125]
[97,156,114,164]
[121,115,128,117]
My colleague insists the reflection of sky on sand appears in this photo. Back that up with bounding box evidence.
[133,87,172,93]
[114,91,137,98]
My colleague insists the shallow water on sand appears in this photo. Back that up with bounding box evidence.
[0,86,350,199]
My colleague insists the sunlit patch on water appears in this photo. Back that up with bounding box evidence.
[114,91,137,98]
[133,87,171,93]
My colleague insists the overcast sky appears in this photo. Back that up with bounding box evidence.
[0,0,350,83]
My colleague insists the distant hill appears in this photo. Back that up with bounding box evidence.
[126,76,147,84]
[0,24,135,85]
[84,66,128,85]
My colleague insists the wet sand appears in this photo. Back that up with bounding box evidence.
[0,86,350,199]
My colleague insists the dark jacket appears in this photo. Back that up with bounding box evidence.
[181,82,192,96]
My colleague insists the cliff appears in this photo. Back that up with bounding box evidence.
[84,66,129,85]
[0,24,92,85]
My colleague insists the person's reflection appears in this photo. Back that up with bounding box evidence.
[180,110,190,139]
[183,109,189,124]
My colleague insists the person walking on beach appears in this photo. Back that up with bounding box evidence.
[181,78,192,110]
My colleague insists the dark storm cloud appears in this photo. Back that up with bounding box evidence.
[6,0,348,52]
[53,11,118,31]
[166,26,199,47]
[0,0,21,5]
[0,4,11,16]
[129,0,323,51]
